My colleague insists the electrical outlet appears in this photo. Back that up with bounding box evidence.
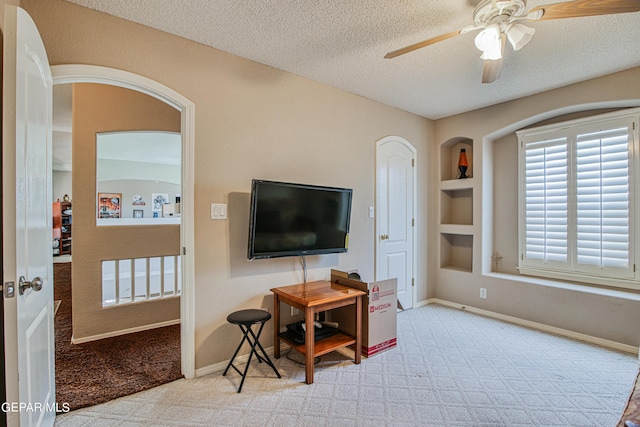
[480,288,487,299]
[291,307,300,316]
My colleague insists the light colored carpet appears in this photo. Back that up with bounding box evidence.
[54,304,638,426]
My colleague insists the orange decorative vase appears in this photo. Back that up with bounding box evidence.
[458,148,469,179]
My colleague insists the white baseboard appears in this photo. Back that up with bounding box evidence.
[71,319,180,344]
[427,298,638,356]
[195,343,289,378]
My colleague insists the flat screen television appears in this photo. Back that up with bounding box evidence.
[248,179,353,260]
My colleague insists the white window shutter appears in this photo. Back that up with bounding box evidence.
[575,127,631,273]
[518,109,639,288]
[523,138,569,267]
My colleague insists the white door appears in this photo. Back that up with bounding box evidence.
[3,6,55,427]
[376,137,415,310]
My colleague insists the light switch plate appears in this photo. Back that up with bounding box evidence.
[210,203,227,219]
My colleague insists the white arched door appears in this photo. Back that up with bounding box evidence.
[376,136,416,310]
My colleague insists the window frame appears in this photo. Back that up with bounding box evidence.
[517,108,640,289]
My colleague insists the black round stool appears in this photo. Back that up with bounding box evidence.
[223,309,281,392]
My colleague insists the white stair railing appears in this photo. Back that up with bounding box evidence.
[102,255,181,306]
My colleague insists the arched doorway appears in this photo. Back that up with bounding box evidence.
[51,65,195,379]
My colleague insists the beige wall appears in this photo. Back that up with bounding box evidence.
[24,0,433,368]
[434,68,640,347]
[71,83,181,340]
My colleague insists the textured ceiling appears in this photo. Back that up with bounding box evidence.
[63,0,640,119]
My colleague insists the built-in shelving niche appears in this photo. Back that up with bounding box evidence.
[440,137,473,181]
[439,136,474,274]
[440,187,473,225]
[440,233,473,272]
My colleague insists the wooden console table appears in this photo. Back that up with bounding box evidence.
[271,280,365,384]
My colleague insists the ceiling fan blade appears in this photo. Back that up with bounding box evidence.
[528,0,640,21]
[384,29,464,59]
[482,58,503,83]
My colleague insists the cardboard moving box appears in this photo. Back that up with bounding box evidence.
[330,270,397,357]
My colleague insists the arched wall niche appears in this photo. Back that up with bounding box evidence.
[441,136,473,181]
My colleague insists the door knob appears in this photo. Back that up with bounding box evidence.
[380,234,389,240]
[19,276,43,295]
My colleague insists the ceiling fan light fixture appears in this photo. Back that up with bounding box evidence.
[386,0,640,83]
[506,23,535,51]
[475,25,502,60]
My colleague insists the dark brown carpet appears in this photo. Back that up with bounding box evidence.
[53,262,183,411]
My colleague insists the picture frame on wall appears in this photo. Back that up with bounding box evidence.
[98,193,122,218]
[152,193,169,213]
[132,194,146,206]
[133,209,144,218]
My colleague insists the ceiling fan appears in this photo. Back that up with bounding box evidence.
[385,0,640,83]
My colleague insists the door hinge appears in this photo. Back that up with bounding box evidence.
[412,278,415,287]
[634,264,636,273]
[412,158,415,167]
[412,218,415,227]
[182,247,186,256]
